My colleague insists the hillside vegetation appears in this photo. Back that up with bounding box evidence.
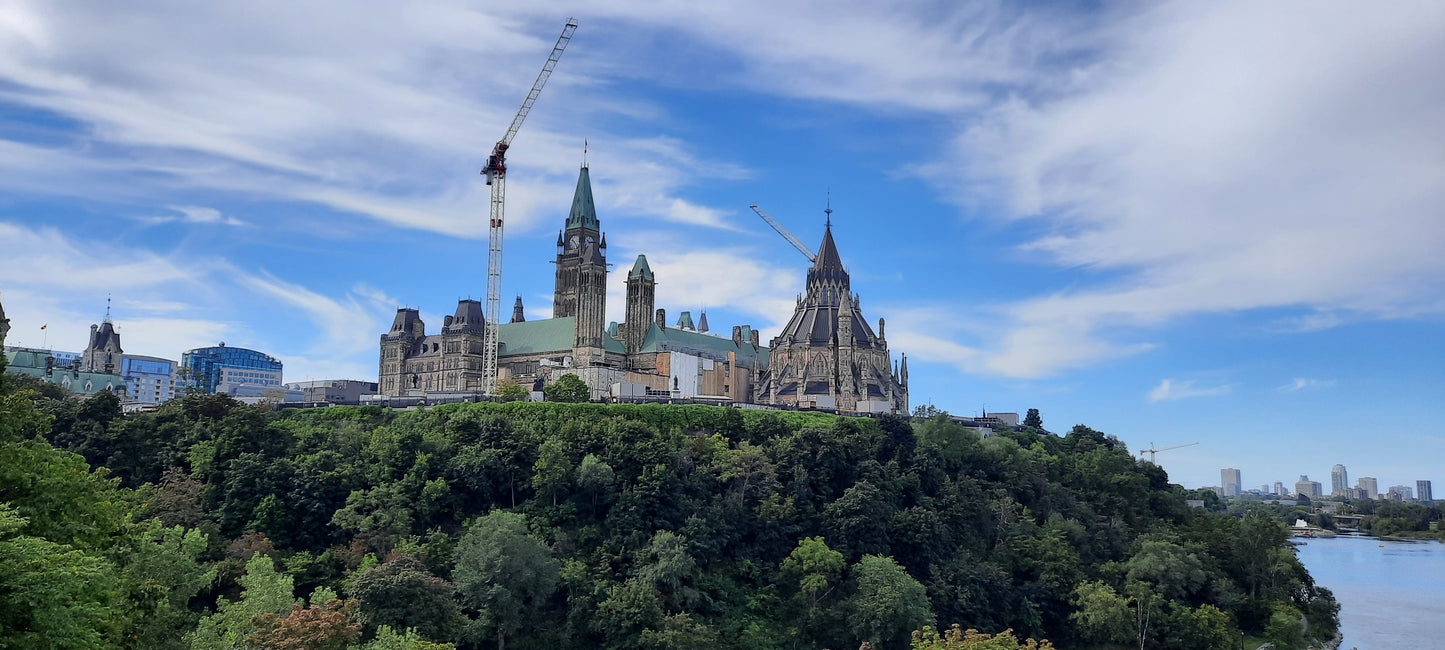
[0,378,1338,649]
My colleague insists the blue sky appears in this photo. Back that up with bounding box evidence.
[1,1,1442,490]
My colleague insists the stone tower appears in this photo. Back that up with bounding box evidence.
[624,255,655,355]
[82,317,124,375]
[553,165,607,350]
[379,308,425,395]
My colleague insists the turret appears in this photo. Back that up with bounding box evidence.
[511,295,526,323]
[624,255,656,355]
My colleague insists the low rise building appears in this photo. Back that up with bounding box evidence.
[284,379,379,404]
[1387,485,1414,501]
[4,346,128,397]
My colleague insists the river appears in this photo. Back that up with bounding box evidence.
[1293,534,1445,650]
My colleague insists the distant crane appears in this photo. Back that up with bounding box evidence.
[750,203,816,262]
[1139,441,1199,464]
[480,18,578,395]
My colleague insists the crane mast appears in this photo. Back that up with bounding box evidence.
[749,203,816,262]
[480,18,577,396]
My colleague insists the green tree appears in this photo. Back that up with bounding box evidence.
[1022,409,1042,429]
[350,555,463,642]
[453,511,560,650]
[781,536,846,612]
[1264,604,1304,649]
[495,379,529,403]
[848,555,934,649]
[358,626,456,650]
[1069,581,1131,646]
[116,519,217,650]
[592,578,664,650]
[0,505,116,649]
[331,483,414,554]
[575,453,615,514]
[187,553,298,650]
[635,530,699,612]
[531,438,573,506]
[543,374,590,403]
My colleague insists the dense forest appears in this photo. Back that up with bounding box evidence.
[1,367,1339,649]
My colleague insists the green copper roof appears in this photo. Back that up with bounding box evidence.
[628,254,654,280]
[639,324,769,369]
[497,317,576,356]
[496,316,625,356]
[566,166,600,231]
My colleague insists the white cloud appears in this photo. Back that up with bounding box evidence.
[913,1,1445,377]
[1148,379,1232,403]
[0,1,751,237]
[134,205,247,227]
[1279,377,1336,393]
[235,272,388,359]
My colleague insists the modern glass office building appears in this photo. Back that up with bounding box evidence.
[181,343,283,394]
[121,354,178,405]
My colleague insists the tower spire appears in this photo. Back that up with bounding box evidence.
[824,188,833,228]
[104,294,112,323]
[583,138,588,169]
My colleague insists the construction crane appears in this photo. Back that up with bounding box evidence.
[1139,441,1199,464]
[749,203,815,262]
[480,18,578,395]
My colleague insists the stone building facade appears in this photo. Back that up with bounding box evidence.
[378,163,907,412]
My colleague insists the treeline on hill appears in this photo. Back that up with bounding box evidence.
[1,373,1338,650]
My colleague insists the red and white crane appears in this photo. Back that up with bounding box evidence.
[480,18,578,395]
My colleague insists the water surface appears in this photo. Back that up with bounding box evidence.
[1293,535,1445,650]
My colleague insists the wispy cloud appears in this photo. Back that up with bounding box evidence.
[134,205,247,227]
[1279,377,1336,393]
[1148,379,1232,403]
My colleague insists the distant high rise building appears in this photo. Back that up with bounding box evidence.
[1222,468,1242,497]
[1294,475,1323,498]
[1387,485,1413,501]
[1357,477,1379,499]
[1417,480,1433,502]
[1331,464,1349,496]
[1274,481,1285,496]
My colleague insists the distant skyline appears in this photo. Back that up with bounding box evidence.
[1,2,1443,488]
[1212,465,1430,500]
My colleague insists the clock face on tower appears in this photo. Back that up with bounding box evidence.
[568,235,579,252]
